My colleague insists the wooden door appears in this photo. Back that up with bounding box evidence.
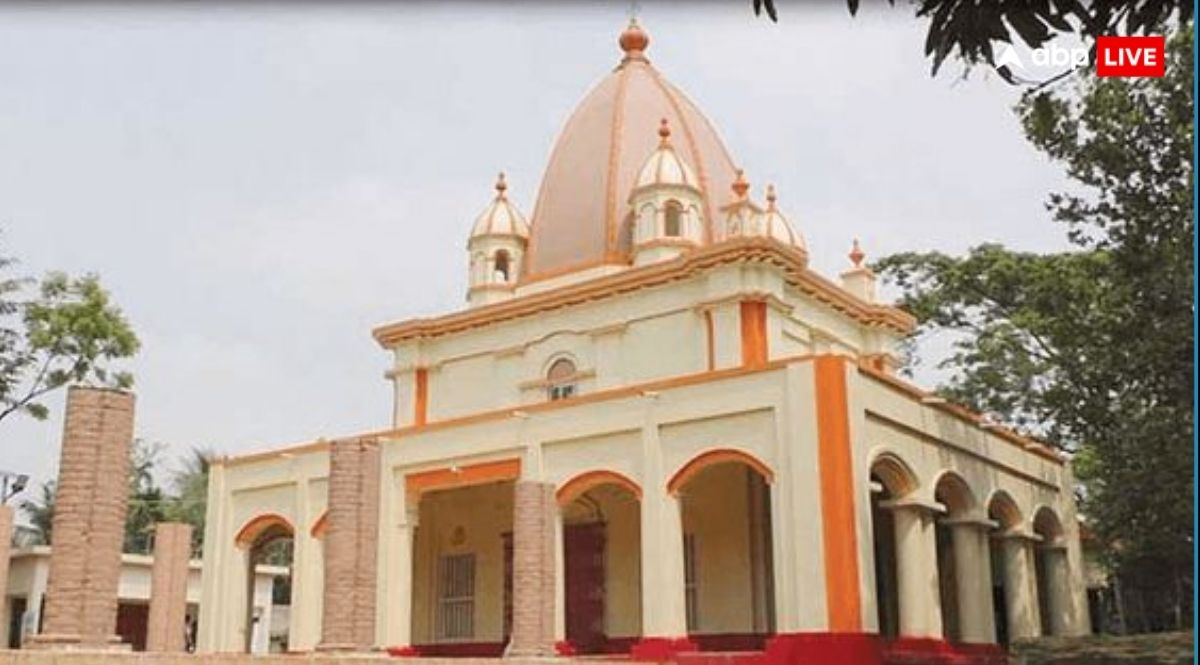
[564,522,606,653]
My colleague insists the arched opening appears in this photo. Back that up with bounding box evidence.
[546,357,578,401]
[235,515,295,654]
[869,454,918,639]
[675,453,775,651]
[493,250,511,282]
[410,478,517,655]
[988,492,1023,645]
[1033,507,1068,637]
[933,473,977,642]
[558,474,642,654]
[663,201,683,237]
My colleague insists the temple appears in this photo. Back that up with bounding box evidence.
[196,19,1090,663]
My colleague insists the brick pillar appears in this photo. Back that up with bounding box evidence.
[0,504,12,611]
[318,437,380,652]
[146,522,192,652]
[508,481,556,657]
[33,387,135,649]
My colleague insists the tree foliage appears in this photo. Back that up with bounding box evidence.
[875,28,1193,627]
[0,262,139,425]
[752,0,1191,80]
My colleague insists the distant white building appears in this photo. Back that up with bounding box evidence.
[3,546,284,653]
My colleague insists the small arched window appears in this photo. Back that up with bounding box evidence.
[493,250,511,282]
[664,201,683,237]
[546,357,577,401]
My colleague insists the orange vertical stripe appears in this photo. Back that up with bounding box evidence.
[740,300,768,367]
[814,354,863,631]
[704,310,716,371]
[414,368,428,426]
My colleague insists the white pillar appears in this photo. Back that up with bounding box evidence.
[1042,546,1072,637]
[553,511,566,644]
[641,491,689,637]
[947,520,996,643]
[1000,535,1040,640]
[889,503,942,638]
[384,507,416,649]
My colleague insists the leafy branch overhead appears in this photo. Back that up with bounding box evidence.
[752,0,1192,79]
[875,28,1193,601]
[0,263,139,425]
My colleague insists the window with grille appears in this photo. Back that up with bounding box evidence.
[546,358,579,401]
[437,553,475,640]
[683,533,698,632]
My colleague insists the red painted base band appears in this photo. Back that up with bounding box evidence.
[765,632,883,664]
[631,636,699,661]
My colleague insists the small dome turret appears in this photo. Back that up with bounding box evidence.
[760,184,805,250]
[634,119,700,191]
[467,173,529,307]
[628,119,706,266]
[470,172,530,241]
[719,169,764,241]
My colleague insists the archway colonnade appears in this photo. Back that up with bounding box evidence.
[224,445,1079,656]
[868,453,1077,648]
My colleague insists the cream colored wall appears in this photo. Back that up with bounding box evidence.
[198,450,328,653]
[388,261,905,429]
[680,463,755,634]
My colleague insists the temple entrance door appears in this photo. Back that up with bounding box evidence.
[564,522,606,652]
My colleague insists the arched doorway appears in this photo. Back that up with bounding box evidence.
[987,492,1023,645]
[235,515,295,654]
[933,473,985,643]
[869,455,919,639]
[672,451,775,651]
[557,472,642,654]
[1033,507,1069,637]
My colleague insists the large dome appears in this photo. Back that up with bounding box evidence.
[522,19,739,280]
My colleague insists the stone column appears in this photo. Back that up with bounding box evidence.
[508,480,556,657]
[1041,546,1072,637]
[387,507,417,651]
[33,387,135,649]
[319,437,380,652]
[889,503,942,638]
[553,511,566,646]
[947,520,996,643]
[147,523,193,652]
[999,535,1040,640]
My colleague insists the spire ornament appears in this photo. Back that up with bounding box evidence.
[849,238,865,268]
[731,169,750,199]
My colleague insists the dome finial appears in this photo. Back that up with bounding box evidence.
[849,238,865,267]
[658,117,671,144]
[766,183,778,210]
[619,17,650,60]
[494,171,508,197]
[731,168,750,199]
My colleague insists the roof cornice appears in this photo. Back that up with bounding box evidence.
[372,237,915,348]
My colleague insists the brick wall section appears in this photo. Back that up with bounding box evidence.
[146,523,193,652]
[0,504,11,609]
[507,481,556,657]
[318,438,379,652]
[33,387,135,649]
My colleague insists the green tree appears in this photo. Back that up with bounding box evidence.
[165,447,212,556]
[752,1,1190,81]
[875,28,1193,630]
[0,266,139,425]
[18,480,55,545]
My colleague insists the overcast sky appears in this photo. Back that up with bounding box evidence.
[0,1,1076,506]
